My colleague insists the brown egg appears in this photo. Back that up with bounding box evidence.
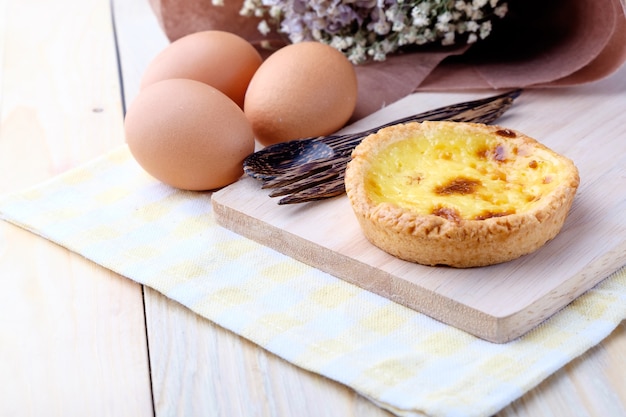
[244,42,358,146]
[125,78,254,191]
[140,30,262,108]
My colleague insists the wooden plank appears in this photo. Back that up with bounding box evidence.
[212,77,626,342]
[113,0,626,414]
[0,0,153,414]
[143,288,394,416]
[0,223,153,416]
[111,0,169,107]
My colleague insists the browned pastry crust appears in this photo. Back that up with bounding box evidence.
[344,121,580,268]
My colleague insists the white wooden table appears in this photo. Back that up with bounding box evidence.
[0,0,624,415]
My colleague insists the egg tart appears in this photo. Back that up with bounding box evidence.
[344,121,580,268]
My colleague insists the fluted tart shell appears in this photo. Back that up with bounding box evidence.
[344,121,580,268]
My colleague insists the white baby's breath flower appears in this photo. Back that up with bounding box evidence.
[479,20,492,38]
[466,20,480,32]
[494,4,508,18]
[239,0,255,16]
[437,11,452,24]
[454,0,467,11]
[415,2,431,14]
[411,8,430,28]
[472,0,489,8]
[257,20,271,35]
[435,19,453,34]
[269,5,282,18]
[441,31,455,45]
[371,19,391,35]
[399,26,418,44]
[392,20,406,31]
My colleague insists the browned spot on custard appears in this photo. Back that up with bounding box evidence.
[496,129,517,138]
[475,210,514,220]
[543,176,553,184]
[435,177,480,195]
[476,147,488,159]
[476,144,507,162]
[491,170,506,181]
[406,174,424,185]
[432,206,462,223]
[529,160,538,169]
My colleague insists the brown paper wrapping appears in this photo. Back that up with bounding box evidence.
[148,0,626,119]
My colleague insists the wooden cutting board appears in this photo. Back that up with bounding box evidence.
[212,81,626,343]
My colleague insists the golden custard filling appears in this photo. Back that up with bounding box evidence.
[364,125,569,221]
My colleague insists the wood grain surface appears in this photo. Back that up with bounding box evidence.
[213,81,626,343]
[1,0,625,415]
[0,0,153,414]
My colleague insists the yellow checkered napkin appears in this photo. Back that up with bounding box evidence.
[2,145,625,417]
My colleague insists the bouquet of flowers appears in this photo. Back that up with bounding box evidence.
[234,0,508,64]
[149,0,626,117]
